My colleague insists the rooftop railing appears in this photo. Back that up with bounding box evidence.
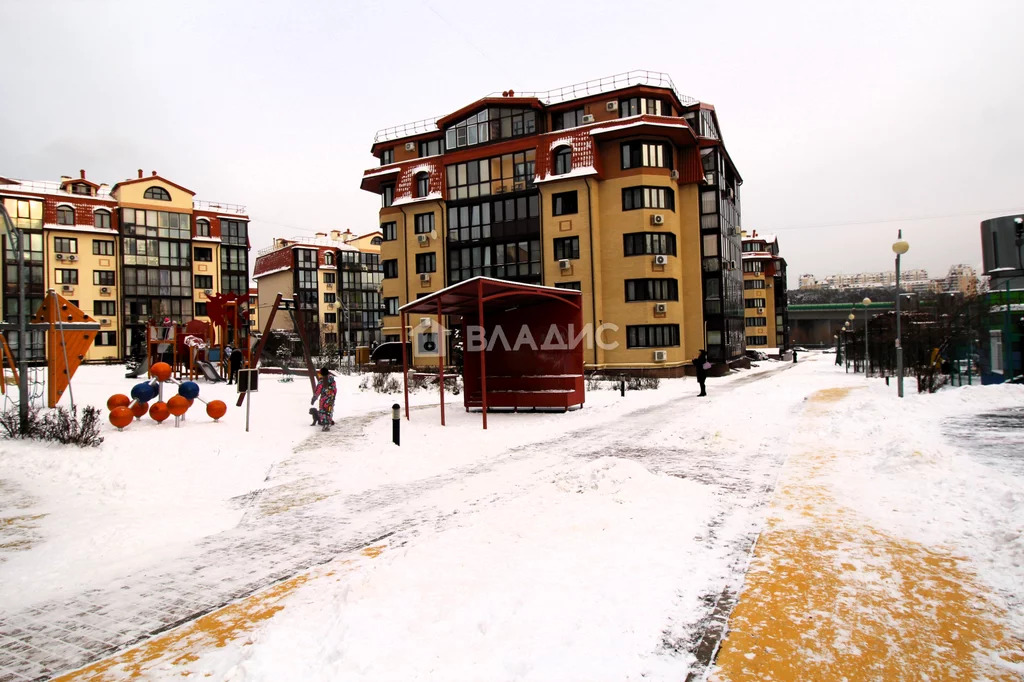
[193,199,247,215]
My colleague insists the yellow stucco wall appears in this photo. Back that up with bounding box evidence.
[111,178,194,213]
[255,271,295,331]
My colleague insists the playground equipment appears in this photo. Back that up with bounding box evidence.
[107,361,227,430]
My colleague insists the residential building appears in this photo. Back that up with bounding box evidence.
[360,70,746,373]
[0,170,249,361]
[247,287,259,332]
[251,230,383,352]
[798,274,819,289]
[741,231,789,352]
[941,264,978,295]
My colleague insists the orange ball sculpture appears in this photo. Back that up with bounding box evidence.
[149,401,170,423]
[150,362,172,382]
[109,406,133,430]
[206,400,227,421]
[167,395,190,417]
[107,394,130,411]
[131,401,149,419]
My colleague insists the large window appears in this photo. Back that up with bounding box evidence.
[447,195,539,243]
[194,275,214,290]
[323,313,337,324]
[553,237,580,261]
[382,222,397,241]
[747,335,768,345]
[55,268,78,284]
[195,302,208,317]
[554,281,582,291]
[54,237,77,254]
[121,208,191,240]
[552,191,578,216]
[619,97,665,117]
[625,278,678,302]
[96,331,116,346]
[553,147,572,175]
[194,247,212,262]
[94,210,111,229]
[415,253,436,273]
[384,297,399,315]
[143,186,171,201]
[415,173,430,198]
[446,149,536,200]
[57,206,74,225]
[743,261,763,273]
[93,239,114,256]
[222,220,247,246]
[621,141,670,169]
[622,186,674,211]
[553,108,585,130]
[744,279,766,289]
[94,301,116,316]
[382,184,394,207]
[380,148,394,165]
[444,107,537,150]
[196,219,210,237]
[418,140,442,157]
[745,317,767,327]
[623,232,676,256]
[448,240,541,283]
[626,324,679,348]
[324,292,336,303]
[383,259,398,279]
[94,270,115,286]
[745,298,767,308]
[414,213,434,234]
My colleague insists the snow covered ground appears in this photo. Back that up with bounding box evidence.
[0,355,1021,680]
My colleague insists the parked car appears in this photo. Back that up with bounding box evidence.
[370,341,412,365]
[745,349,770,361]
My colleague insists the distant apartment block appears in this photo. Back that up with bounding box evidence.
[741,231,789,351]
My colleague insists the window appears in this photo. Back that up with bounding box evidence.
[623,232,677,256]
[990,330,1004,373]
[55,268,78,284]
[324,292,337,303]
[324,252,334,266]
[94,210,111,229]
[626,324,679,348]
[746,335,768,346]
[143,186,171,201]
[745,298,767,308]
[551,191,578,216]
[196,219,210,237]
[121,208,190,240]
[414,213,434,234]
[96,331,116,346]
[444,107,536,150]
[71,183,91,196]
[94,301,116,316]
[384,297,399,315]
[553,237,580,260]
[419,140,442,157]
[382,184,395,207]
[323,313,337,324]
[194,275,213,290]
[382,222,397,241]
[416,173,430,198]
[383,259,398,279]
[744,279,766,289]
[54,237,77,254]
[57,206,74,225]
[415,253,436,273]
[555,281,582,291]
[93,239,114,256]
[380,148,394,165]
[93,270,115,286]
[743,261,764,273]
[625,278,678,302]
[445,149,536,200]
[621,141,670,169]
[323,272,336,284]
[222,220,247,246]
[745,317,767,327]
[553,147,572,175]
[371,236,382,245]
[553,108,585,130]
[622,186,674,211]
[194,247,212,262]
[619,97,664,117]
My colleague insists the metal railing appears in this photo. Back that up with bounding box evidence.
[372,70,698,144]
[193,199,247,215]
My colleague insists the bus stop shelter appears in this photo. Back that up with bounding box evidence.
[399,276,585,429]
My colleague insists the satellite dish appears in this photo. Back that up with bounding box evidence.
[430,230,438,240]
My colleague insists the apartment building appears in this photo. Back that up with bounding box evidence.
[251,230,383,352]
[741,231,789,351]
[0,170,249,361]
[360,70,746,373]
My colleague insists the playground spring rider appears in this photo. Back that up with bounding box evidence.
[107,361,227,430]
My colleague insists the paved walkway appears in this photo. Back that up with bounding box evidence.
[709,387,1024,681]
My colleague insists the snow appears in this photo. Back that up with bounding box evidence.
[589,119,689,136]
[391,191,442,206]
[0,355,1022,680]
[533,165,599,184]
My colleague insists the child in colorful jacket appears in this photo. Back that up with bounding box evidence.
[310,367,337,431]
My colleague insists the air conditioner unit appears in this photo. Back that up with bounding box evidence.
[651,214,665,226]
[405,142,415,151]
[757,307,765,314]
[61,285,73,292]
[654,303,667,314]
[327,302,336,309]
[669,170,679,181]
[558,259,571,271]
[653,350,667,362]
[68,255,77,261]
[419,273,431,282]
[100,286,110,294]
[653,254,668,266]
[581,114,595,124]
[417,234,429,244]
[606,101,618,112]
[56,253,64,260]
[325,283,334,290]
[100,318,110,326]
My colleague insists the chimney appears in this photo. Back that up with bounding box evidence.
[315,232,327,238]
[152,171,157,176]
[60,175,72,183]
[138,169,143,178]
[330,229,341,240]
[80,169,86,179]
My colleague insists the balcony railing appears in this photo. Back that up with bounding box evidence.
[193,199,247,215]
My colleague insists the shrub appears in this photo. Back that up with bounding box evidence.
[0,405,103,448]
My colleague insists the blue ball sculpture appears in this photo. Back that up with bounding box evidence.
[178,381,200,401]
[131,381,158,402]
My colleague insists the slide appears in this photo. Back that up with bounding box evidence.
[125,357,149,379]
[196,360,226,383]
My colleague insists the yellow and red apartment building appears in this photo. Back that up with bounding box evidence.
[0,170,250,362]
[360,70,746,374]
[741,231,790,353]
[251,230,383,351]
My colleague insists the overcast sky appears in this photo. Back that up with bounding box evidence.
[3,0,1022,288]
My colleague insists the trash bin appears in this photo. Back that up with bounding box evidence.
[355,346,370,365]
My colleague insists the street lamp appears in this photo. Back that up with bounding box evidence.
[862,297,872,376]
[893,231,910,397]
[844,320,851,372]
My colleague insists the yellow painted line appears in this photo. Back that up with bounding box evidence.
[56,544,387,681]
[711,388,1024,681]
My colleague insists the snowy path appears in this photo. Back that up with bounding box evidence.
[2,362,804,681]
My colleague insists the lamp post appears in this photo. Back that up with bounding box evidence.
[862,297,872,376]
[844,320,851,372]
[847,313,855,371]
[893,231,910,397]
[834,333,841,365]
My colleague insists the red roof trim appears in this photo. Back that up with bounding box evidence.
[110,175,196,196]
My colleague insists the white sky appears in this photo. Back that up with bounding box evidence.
[2,0,1022,288]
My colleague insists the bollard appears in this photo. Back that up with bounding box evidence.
[620,378,625,397]
[885,376,890,386]
[392,403,400,446]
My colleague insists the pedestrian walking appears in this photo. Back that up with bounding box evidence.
[228,347,243,385]
[693,349,709,397]
[310,367,337,431]
[793,349,798,363]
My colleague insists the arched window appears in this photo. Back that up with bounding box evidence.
[415,172,430,198]
[324,252,334,266]
[196,219,210,237]
[553,147,572,175]
[94,209,111,229]
[57,206,75,225]
[371,236,382,246]
[144,186,171,201]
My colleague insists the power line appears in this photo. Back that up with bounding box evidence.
[763,206,1024,233]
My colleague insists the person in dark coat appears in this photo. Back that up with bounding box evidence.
[793,349,798,363]
[693,349,709,397]
[228,347,243,385]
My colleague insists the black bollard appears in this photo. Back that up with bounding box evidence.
[620,378,625,397]
[392,403,400,446]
